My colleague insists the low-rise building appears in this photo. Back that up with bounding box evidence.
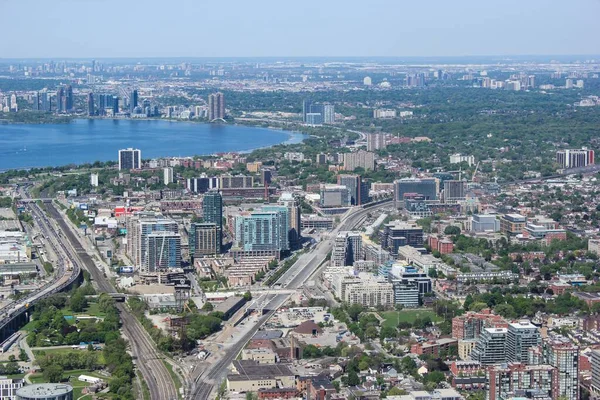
[227,360,295,393]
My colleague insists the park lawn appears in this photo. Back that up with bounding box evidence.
[379,310,444,329]
[33,349,106,364]
[62,302,106,318]
[21,320,37,331]
[29,369,107,384]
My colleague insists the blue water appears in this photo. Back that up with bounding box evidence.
[0,119,305,170]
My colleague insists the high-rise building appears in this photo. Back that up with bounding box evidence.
[112,96,119,115]
[556,148,595,169]
[323,104,335,124]
[90,173,99,187]
[56,87,65,113]
[234,209,289,254]
[530,337,579,400]
[319,184,351,208]
[486,363,559,400]
[208,92,225,120]
[367,133,386,151]
[337,174,369,206]
[592,350,600,394]
[147,232,181,271]
[278,193,301,249]
[87,93,94,116]
[506,320,541,364]
[394,178,438,207]
[118,148,142,170]
[444,180,466,201]
[380,221,424,255]
[203,191,223,250]
[187,176,219,193]
[363,76,372,86]
[32,92,40,111]
[130,89,138,112]
[302,100,334,125]
[343,150,376,171]
[189,223,219,259]
[40,90,51,112]
[126,213,179,272]
[470,328,508,365]
[65,85,73,112]
[163,167,174,185]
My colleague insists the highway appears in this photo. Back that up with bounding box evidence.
[190,199,392,399]
[0,202,81,336]
[40,202,178,400]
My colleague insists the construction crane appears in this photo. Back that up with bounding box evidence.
[472,161,481,182]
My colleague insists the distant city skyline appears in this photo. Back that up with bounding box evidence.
[1,0,599,58]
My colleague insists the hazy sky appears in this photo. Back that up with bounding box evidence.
[1,0,599,58]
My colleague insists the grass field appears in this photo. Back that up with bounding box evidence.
[33,348,106,364]
[379,310,443,329]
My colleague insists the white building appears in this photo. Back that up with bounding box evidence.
[163,167,174,185]
[90,173,99,187]
[449,154,475,167]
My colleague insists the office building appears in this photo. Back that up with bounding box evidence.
[471,214,500,233]
[319,184,350,208]
[112,96,119,114]
[40,90,51,112]
[380,221,424,254]
[203,191,223,250]
[90,173,99,187]
[146,232,181,271]
[278,193,302,248]
[470,328,507,365]
[65,85,73,112]
[32,91,40,111]
[367,133,386,151]
[500,214,527,235]
[130,89,138,112]
[394,178,437,207]
[163,167,174,185]
[189,223,219,258]
[556,148,595,169]
[337,174,369,206]
[506,320,541,363]
[486,363,558,400]
[118,148,142,170]
[56,86,65,113]
[208,92,225,120]
[443,180,466,201]
[315,153,327,165]
[449,154,475,167]
[187,176,219,193]
[386,264,431,308]
[87,92,94,116]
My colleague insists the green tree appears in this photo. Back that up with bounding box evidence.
[347,370,360,386]
[43,364,64,383]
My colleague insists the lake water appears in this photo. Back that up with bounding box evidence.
[0,119,305,170]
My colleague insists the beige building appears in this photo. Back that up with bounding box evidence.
[227,360,295,393]
[246,162,263,173]
[343,150,375,171]
[241,348,277,364]
[458,339,478,360]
